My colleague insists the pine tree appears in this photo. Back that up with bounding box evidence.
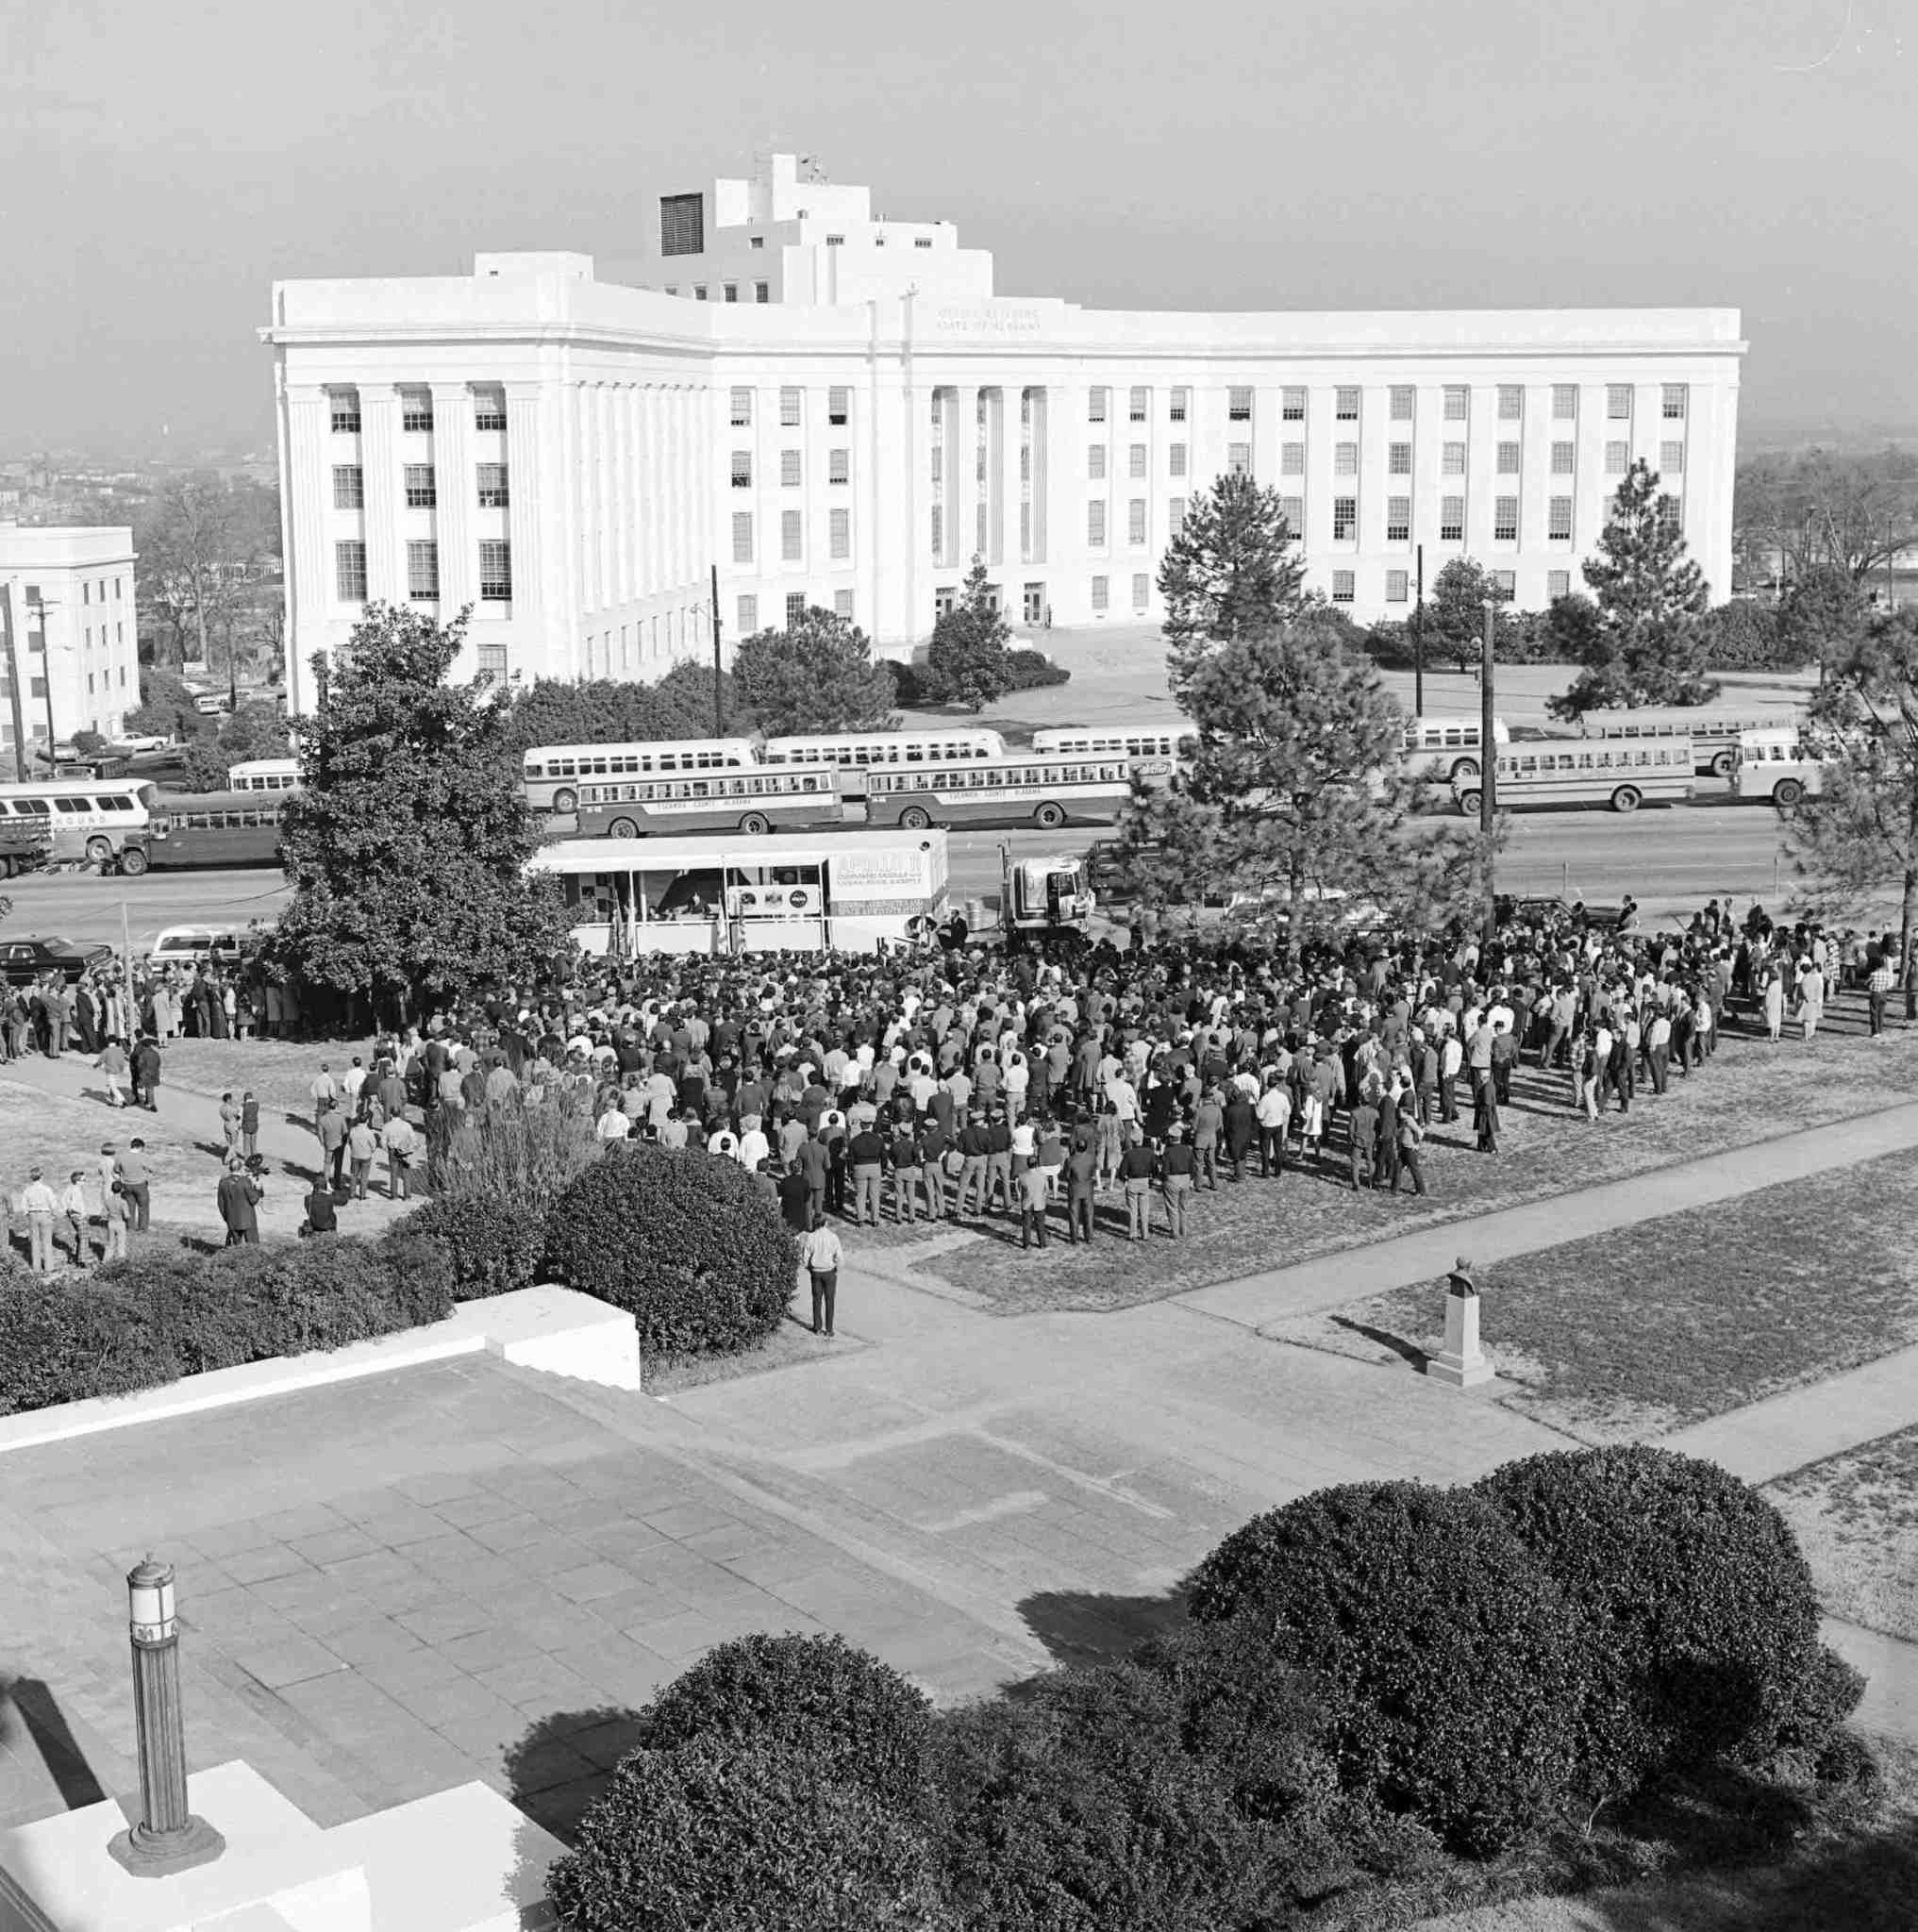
[1424,558,1518,676]
[273,604,572,1024]
[731,608,897,735]
[1551,460,1716,719]
[1158,474,1306,701]
[924,558,1013,712]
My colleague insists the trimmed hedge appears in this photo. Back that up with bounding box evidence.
[0,1230,457,1416]
[399,1193,546,1301]
[1187,1481,1584,1854]
[1003,648,1070,691]
[1476,1447,1836,1792]
[620,1633,933,1813]
[543,1143,795,1356]
[548,1733,942,1932]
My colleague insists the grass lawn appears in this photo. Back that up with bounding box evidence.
[873,1013,1918,1316]
[643,1308,847,1395]
[1766,1427,1918,1643]
[1267,1149,1918,1443]
[158,1034,380,1129]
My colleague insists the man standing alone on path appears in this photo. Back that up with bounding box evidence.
[133,1035,161,1113]
[801,1216,842,1336]
[114,1139,151,1232]
[217,1157,262,1246]
[309,1061,339,1131]
[317,1099,349,1191]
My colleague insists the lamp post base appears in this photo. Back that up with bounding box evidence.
[108,1813,226,1878]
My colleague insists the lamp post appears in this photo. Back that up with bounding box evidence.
[107,1556,225,1878]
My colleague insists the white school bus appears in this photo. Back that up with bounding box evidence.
[1454,740,1695,815]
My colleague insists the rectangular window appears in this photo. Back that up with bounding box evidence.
[1228,442,1252,477]
[332,465,363,509]
[473,385,506,430]
[1607,384,1633,420]
[1547,570,1571,600]
[930,506,942,554]
[329,388,360,433]
[1169,441,1188,477]
[781,509,803,562]
[1606,441,1629,473]
[731,449,753,488]
[1334,442,1358,476]
[1170,387,1189,422]
[827,387,849,425]
[1390,385,1414,421]
[1331,570,1355,603]
[1128,443,1147,479]
[1493,570,1516,599]
[478,540,512,601]
[1497,441,1521,475]
[1660,441,1686,475]
[1659,495,1682,535]
[1441,495,1465,541]
[732,512,754,563]
[1128,499,1147,544]
[1132,573,1150,611]
[334,541,367,601]
[1386,569,1409,603]
[1497,385,1524,421]
[1088,387,1108,423]
[477,462,509,508]
[1091,575,1109,612]
[1549,496,1574,540]
[1228,387,1254,421]
[1553,384,1578,420]
[1334,387,1359,420]
[1494,496,1520,541]
[1388,441,1411,475]
[1279,495,1303,535]
[400,387,433,432]
[755,282,770,303]
[729,387,753,426]
[1088,501,1107,545]
[1169,496,1187,533]
[407,540,439,600]
[738,594,759,633]
[403,463,436,508]
[781,449,802,487]
[776,388,801,428]
[723,284,738,303]
[1387,496,1410,541]
[834,590,854,620]
[830,508,850,559]
[659,191,705,255]
[1333,497,1357,541]
[1088,444,1107,480]
[1443,385,1468,421]
[476,641,508,680]
[1280,441,1304,475]
[1551,441,1576,475]
[786,591,807,628]
[828,448,849,485]
[1282,387,1306,421]
[1128,387,1148,422]
[1662,384,1688,420]
[1443,441,1466,475]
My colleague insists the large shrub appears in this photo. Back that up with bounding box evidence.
[1476,1447,1838,1792]
[0,1233,456,1416]
[1002,648,1070,691]
[544,1143,795,1355]
[926,1660,1281,1932]
[1188,1481,1583,1855]
[400,1194,546,1301]
[548,1733,942,1932]
[624,1634,932,1812]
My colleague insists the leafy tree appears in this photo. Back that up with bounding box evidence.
[125,666,210,743]
[175,701,291,792]
[1158,473,1306,700]
[504,673,744,756]
[730,608,897,735]
[272,604,572,1025]
[1783,606,1918,964]
[924,557,1013,712]
[1736,444,1918,593]
[1422,558,1515,677]
[656,658,752,736]
[71,728,108,757]
[1551,461,1716,720]
[1537,591,1600,666]
[1777,562,1868,672]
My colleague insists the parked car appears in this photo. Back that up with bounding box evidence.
[148,924,253,968]
[112,733,175,755]
[0,936,115,985]
[192,693,233,716]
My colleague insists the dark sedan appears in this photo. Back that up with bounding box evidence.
[0,937,116,986]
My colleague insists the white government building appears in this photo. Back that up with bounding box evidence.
[261,153,1744,710]
[0,525,140,749]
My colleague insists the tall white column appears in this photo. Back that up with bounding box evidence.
[359,388,401,603]
[283,388,332,713]
[430,382,474,618]
[614,383,635,608]
[505,384,544,675]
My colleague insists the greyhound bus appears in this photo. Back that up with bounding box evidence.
[521,739,758,814]
[1454,740,1695,816]
[529,828,949,957]
[0,778,158,870]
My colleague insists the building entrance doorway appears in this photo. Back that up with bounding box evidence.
[1023,582,1045,625]
[934,586,958,620]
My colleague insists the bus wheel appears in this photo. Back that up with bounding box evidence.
[739,812,771,836]
[1452,758,1480,785]
[608,816,640,840]
[118,844,149,877]
[899,806,933,830]
[85,835,112,867]
[1710,749,1737,778]
[1034,801,1066,829]
[553,788,578,814]
[1456,789,1482,818]
[1610,785,1643,814]
[1774,778,1805,809]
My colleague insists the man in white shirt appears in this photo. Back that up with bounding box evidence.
[381,1114,418,1200]
[595,1104,631,1142]
[800,1219,843,1337]
[21,1167,58,1274]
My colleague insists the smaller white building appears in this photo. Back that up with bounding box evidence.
[0,525,141,750]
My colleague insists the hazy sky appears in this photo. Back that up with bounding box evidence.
[5,0,1913,457]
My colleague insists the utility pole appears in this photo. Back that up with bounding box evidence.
[1413,543,1426,716]
[1480,598,1497,947]
[709,562,726,738]
[0,584,29,781]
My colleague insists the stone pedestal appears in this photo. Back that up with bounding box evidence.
[1426,1288,1493,1388]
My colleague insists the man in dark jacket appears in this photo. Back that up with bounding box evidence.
[1222,1090,1257,1182]
[217,1158,262,1245]
[133,1035,162,1112]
